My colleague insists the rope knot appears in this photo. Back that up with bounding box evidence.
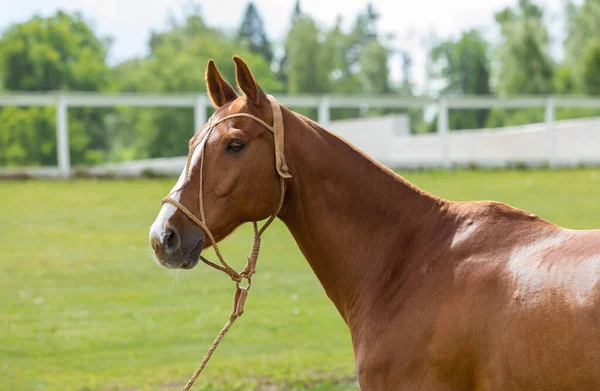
[232,285,249,317]
[240,227,261,279]
[231,274,242,283]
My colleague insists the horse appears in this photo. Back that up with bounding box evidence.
[149,56,600,390]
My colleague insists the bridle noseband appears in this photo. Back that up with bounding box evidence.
[160,95,293,390]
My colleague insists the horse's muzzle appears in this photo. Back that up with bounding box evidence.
[149,221,204,269]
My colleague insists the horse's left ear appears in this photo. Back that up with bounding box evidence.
[233,55,267,105]
[206,59,238,108]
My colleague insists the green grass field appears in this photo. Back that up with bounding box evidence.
[1,169,600,391]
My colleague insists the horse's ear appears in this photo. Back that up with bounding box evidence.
[205,59,238,108]
[233,55,267,105]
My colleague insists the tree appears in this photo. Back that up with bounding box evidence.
[281,14,332,119]
[0,11,109,92]
[321,15,359,93]
[553,64,577,95]
[346,3,380,69]
[236,2,273,65]
[350,3,391,95]
[280,1,392,105]
[484,0,555,128]
[398,51,413,95]
[113,8,282,159]
[0,11,111,166]
[292,0,302,22]
[493,0,555,96]
[276,0,304,89]
[582,40,600,96]
[429,29,491,129]
[430,30,490,97]
[284,16,328,95]
[359,40,390,94]
[564,0,600,92]
[348,2,380,64]
[0,107,56,166]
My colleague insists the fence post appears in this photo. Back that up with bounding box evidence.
[194,95,208,133]
[545,98,556,167]
[437,98,450,169]
[318,96,330,126]
[56,93,71,178]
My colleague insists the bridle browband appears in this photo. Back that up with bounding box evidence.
[160,94,292,390]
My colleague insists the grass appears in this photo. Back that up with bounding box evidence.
[1,168,599,390]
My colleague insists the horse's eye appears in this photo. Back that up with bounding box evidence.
[226,140,245,153]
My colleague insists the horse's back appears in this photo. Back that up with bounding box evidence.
[454,205,600,390]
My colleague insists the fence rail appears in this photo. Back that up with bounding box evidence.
[2,92,600,177]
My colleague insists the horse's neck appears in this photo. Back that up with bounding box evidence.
[279,110,451,327]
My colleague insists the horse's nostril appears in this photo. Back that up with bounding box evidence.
[164,228,180,254]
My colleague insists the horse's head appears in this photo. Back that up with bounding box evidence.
[149,57,288,270]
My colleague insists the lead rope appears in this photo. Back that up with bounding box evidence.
[161,96,290,391]
[179,178,284,391]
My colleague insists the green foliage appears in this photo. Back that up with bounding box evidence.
[582,40,600,95]
[555,107,600,121]
[494,0,555,95]
[0,107,57,166]
[0,3,399,165]
[430,30,491,97]
[359,40,390,94]
[129,11,281,94]
[352,3,391,96]
[284,16,328,95]
[282,2,392,112]
[347,3,380,65]
[485,108,544,128]
[564,0,600,91]
[319,16,361,121]
[276,0,304,88]
[0,11,111,166]
[283,15,328,118]
[397,51,413,95]
[446,110,487,131]
[0,7,286,166]
[321,16,359,93]
[553,64,577,94]
[429,29,491,129]
[0,11,109,91]
[0,106,94,166]
[6,0,600,164]
[111,8,282,159]
[236,2,273,64]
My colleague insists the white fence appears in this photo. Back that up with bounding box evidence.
[91,115,600,176]
[1,92,600,176]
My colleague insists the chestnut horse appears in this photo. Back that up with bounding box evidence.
[150,57,600,390]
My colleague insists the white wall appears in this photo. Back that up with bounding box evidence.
[389,117,600,168]
[328,115,411,165]
[329,116,600,169]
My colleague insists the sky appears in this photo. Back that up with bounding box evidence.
[0,0,570,90]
